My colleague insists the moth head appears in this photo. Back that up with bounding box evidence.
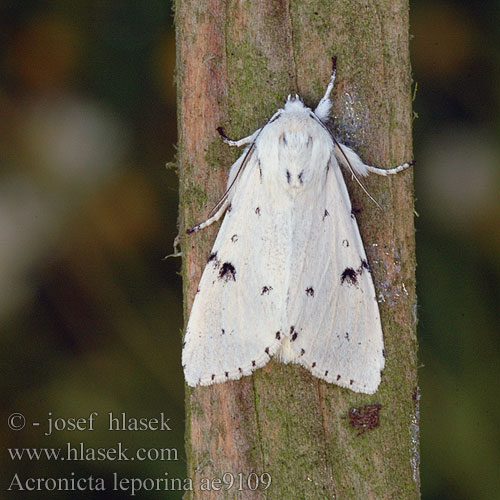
[284,96,307,113]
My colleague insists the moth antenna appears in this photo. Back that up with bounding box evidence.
[308,109,382,209]
[332,136,383,210]
[207,142,256,219]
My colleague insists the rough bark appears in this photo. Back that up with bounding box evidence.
[175,1,418,498]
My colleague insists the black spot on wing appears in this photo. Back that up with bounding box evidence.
[298,170,304,184]
[342,239,349,247]
[290,326,298,342]
[219,262,236,282]
[336,374,341,381]
[357,259,370,274]
[208,252,220,269]
[305,287,314,297]
[261,286,273,295]
[286,170,291,184]
[323,209,329,220]
[341,267,357,286]
[340,260,371,286]
[255,207,261,216]
[231,234,238,242]
[276,331,281,340]
[265,347,270,355]
[300,349,305,356]
[312,362,316,368]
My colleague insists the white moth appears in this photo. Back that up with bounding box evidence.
[182,57,413,394]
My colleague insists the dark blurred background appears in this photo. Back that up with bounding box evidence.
[0,1,498,499]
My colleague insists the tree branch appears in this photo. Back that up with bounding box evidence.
[176,0,418,498]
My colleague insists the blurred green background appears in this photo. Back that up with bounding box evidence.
[0,1,498,499]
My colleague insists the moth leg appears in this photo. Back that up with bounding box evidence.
[217,127,260,147]
[365,160,415,176]
[314,56,337,121]
[334,142,414,209]
[334,142,415,178]
[186,198,230,234]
